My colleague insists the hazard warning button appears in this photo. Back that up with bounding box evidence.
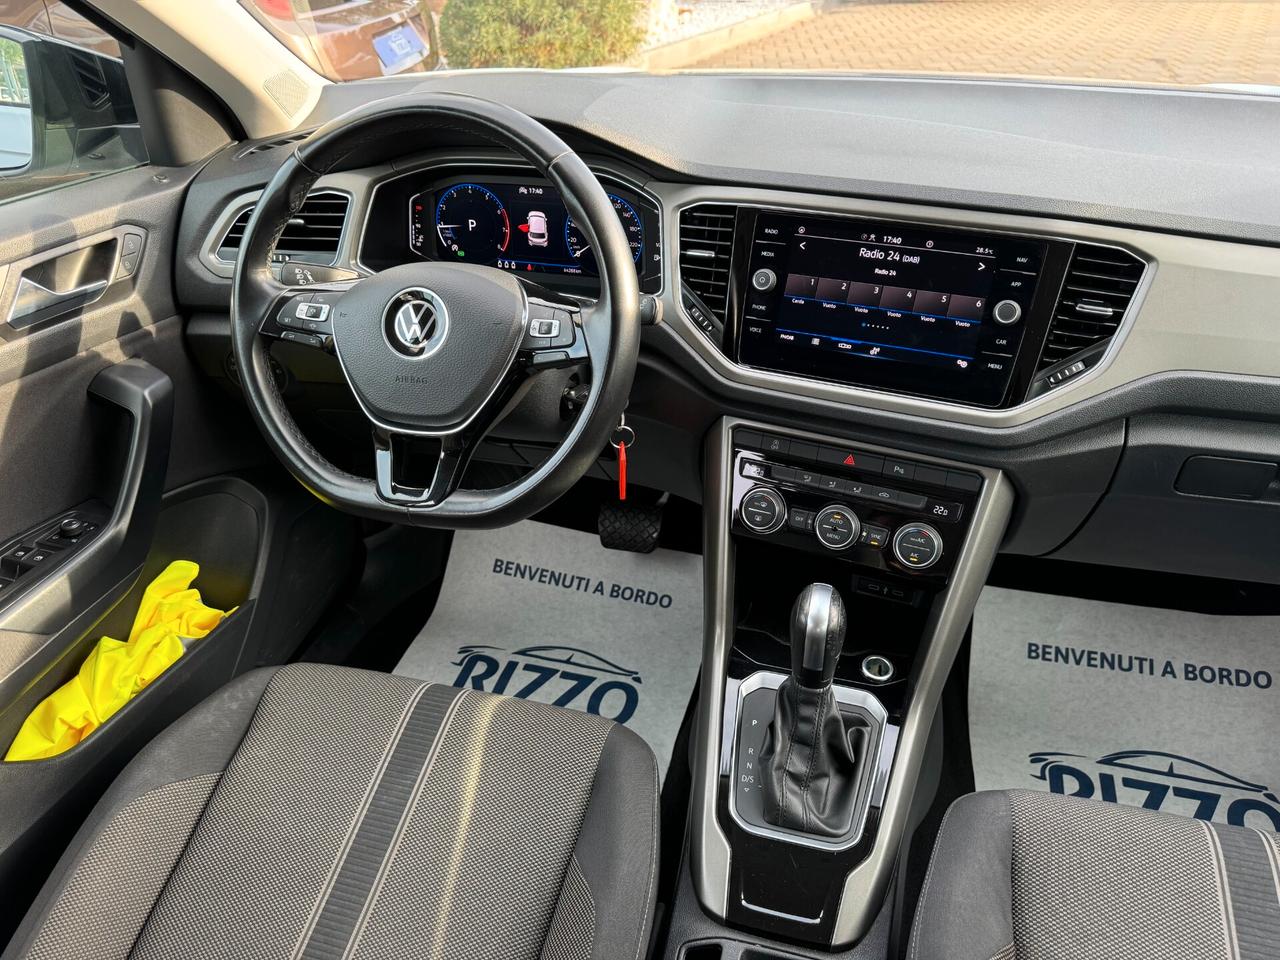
[817,445,885,476]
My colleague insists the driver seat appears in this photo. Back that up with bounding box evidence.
[2,664,659,960]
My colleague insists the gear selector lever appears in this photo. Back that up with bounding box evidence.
[760,583,863,837]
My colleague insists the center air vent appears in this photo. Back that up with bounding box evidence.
[679,205,737,322]
[1037,243,1145,370]
[217,190,350,264]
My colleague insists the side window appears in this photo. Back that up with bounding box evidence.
[0,1,147,202]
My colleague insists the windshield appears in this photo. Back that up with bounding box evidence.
[239,0,1276,90]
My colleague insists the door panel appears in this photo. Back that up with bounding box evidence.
[0,161,277,937]
[0,165,268,537]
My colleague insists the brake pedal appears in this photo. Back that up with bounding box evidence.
[598,499,663,553]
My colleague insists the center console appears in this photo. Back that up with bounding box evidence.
[677,418,1014,956]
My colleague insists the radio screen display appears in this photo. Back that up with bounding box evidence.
[737,211,1050,407]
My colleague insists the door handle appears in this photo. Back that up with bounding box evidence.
[8,275,109,328]
[5,234,120,330]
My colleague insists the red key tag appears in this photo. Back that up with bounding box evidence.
[616,440,627,501]
[610,416,635,502]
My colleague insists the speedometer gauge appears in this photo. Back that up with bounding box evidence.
[565,194,644,264]
[423,183,511,262]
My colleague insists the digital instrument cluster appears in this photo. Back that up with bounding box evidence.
[359,169,662,295]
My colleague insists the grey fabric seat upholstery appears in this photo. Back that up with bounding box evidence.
[3,663,659,960]
[910,789,1280,960]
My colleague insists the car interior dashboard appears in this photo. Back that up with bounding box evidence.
[4,49,1280,960]
[173,69,1280,590]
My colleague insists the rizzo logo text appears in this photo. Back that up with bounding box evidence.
[451,644,641,723]
[1030,749,1280,830]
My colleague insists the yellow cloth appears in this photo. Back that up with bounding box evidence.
[5,560,229,762]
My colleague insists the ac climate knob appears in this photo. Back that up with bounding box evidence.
[739,485,787,534]
[814,504,861,551]
[893,523,943,571]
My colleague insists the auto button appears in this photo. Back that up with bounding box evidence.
[814,504,860,551]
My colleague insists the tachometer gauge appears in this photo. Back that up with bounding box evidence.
[429,183,510,262]
[565,194,644,264]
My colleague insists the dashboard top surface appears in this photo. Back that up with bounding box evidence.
[310,71,1280,247]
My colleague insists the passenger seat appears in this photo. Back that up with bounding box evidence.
[909,790,1280,960]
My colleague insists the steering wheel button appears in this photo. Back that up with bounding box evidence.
[280,330,324,348]
[296,302,330,322]
[550,311,576,347]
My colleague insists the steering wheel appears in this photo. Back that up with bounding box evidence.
[230,93,640,527]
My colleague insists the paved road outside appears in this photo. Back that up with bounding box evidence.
[681,0,1280,87]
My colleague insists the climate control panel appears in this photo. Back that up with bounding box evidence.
[730,428,982,582]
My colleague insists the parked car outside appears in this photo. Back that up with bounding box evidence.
[241,0,441,81]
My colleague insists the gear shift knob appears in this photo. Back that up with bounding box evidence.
[790,583,847,689]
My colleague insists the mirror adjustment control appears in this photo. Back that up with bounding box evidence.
[893,522,943,570]
[739,485,786,534]
[814,504,860,550]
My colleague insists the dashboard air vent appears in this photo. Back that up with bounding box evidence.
[1037,243,1145,370]
[217,191,350,263]
[679,204,737,322]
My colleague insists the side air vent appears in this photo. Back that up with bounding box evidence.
[1037,243,1145,370]
[679,204,737,322]
[234,130,313,160]
[217,190,350,263]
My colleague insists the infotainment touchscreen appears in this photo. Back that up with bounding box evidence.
[737,210,1053,407]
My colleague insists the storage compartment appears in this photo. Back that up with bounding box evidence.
[1051,415,1280,583]
[0,481,262,752]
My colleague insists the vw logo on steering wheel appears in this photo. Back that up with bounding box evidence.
[385,287,449,358]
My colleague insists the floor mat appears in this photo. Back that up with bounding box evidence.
[970,587,1280,830]
[395,520,702,779]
